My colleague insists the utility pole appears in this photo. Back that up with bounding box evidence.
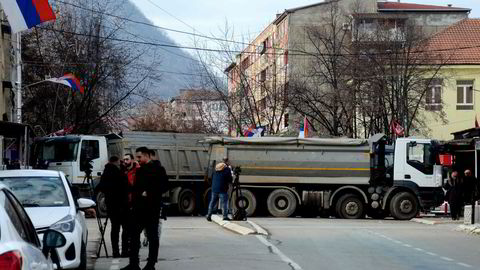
[15,32,22,123]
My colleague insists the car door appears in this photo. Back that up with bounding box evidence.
[2,190,53,270]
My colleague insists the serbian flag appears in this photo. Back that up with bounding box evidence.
[299,116,309,138]
[0,0,56,33]
[46,74,85,94]
[390,120,405,137]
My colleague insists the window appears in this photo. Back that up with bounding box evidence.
[241,56,250,70]
[81,140,100,161]
[406,143,433,174]
[1,176,69,207]
[426,84,442,111]
[457,80,474,110]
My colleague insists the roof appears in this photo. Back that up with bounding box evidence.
[0,170,61,178]
[377,2,470,12]
[273,1,331,25]
[424,19,480,65]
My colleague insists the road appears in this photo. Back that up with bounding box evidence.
[87,217,480,270]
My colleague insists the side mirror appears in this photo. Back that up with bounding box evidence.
[43,229,66,249]
[77,198,96,210]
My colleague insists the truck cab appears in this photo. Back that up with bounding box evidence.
[32,135,108,185]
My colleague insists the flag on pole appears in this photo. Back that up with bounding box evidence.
[0,0,56,33]
[390,120,405,136]
[46,74,85,94]
[299,115,309,138]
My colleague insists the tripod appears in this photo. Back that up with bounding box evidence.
[82,168,109,258]
[231,167,247,221]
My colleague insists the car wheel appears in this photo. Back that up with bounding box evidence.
[76,241,87,270]
[96,192,107,217]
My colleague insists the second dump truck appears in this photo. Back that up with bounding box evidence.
[206,134,445,219]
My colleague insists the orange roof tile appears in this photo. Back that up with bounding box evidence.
[377,2,470,11]
[425,19,480,65]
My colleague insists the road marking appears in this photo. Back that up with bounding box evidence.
[457,262,472,268]
[414,248,424,252]
[403,244,412,248]
[441,257,454,262]
[426,252,438,256]
[393,240,402,244]
[256,235,303,270]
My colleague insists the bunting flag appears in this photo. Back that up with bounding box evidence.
[0,0,56,33]
[46,74,85,94]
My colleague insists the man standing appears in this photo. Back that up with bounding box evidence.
[97,156,129,258]
[123,154,140,205]
[206,158,233,221]
[445,171,464,220]
[122,147,167,270]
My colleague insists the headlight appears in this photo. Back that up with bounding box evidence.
[51,215,75,233]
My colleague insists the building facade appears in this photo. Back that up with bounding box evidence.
[225,0,470,137]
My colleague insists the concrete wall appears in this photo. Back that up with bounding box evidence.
[402,12,468,37]
[422,65,480,140]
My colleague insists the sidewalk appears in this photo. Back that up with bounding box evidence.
[411,217,463,225]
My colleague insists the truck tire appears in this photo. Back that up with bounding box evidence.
[389,191,418,220]
[335,194,364,219]
[96,192,107,217]
[267,189,297,217]
[177,188,196,215]
[231,188,257,217]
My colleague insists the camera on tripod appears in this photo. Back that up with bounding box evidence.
[233,166,242,176]
[81,158,94,177]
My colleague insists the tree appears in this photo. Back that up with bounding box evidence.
[21,0,153,135]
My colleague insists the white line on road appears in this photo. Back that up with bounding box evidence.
[414,248,424,252]
[457,262,473,268]
[426,252,438,256]
[256,235,303,270]
[441,256,454,262]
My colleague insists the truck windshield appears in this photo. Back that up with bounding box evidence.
[34,141,79,162]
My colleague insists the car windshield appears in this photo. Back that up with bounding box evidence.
[0,177,69,207]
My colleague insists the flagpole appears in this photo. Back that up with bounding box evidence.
[15,32,22,123]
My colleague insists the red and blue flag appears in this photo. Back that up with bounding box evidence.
[0,0,56,33]
[47,73,85,94]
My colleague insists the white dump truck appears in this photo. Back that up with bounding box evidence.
[205,134,445,220]
[31,131,210,216]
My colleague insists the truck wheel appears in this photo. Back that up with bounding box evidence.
[267,189,297,217]
[177,188,196,215]
[389,191,418,220]
[335,194,364,219]
[231,189,257,216]
[96,192,107,217]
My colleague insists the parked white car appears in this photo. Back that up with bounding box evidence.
[0,183,67,270]
[0,170,95,270]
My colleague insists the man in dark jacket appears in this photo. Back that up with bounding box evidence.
[444,171,464,220]
[122,147,168,270]
[463,169,480,205]
[206,158,233,221]
[97,156,129,258]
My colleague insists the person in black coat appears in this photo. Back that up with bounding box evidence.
[463,169,480,205]
[97,156,129,257]
[444,171,464,220]
[122,147,168,270]
[206,158,233,221]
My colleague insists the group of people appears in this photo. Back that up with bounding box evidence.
[444,169,480,220]
[96,147,168,270]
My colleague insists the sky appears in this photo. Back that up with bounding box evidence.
[132,0,479,50]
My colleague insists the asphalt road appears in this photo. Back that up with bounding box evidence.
[87,217,480,270]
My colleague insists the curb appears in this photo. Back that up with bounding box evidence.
[411,218,462,225]
[456,224,480,235]
[211,215,256,235]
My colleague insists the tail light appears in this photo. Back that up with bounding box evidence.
[0,251,22,270]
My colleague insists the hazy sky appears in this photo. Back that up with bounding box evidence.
[132,0,479,50]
